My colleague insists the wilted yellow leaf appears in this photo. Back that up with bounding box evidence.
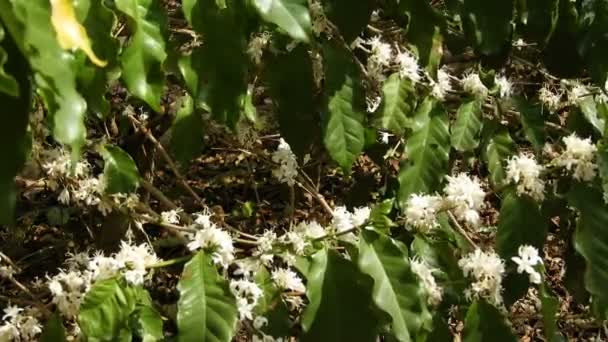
[50,0,107,67]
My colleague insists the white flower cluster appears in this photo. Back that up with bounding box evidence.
[271,268,306,293]
[272,138,298,186]
[511,245,543,284]
[247,32,270,65]
[431,68,452,100]
[309,0,330,36]
[410,257,443,306]
[281,221,326,256]
[554,134,598,181]
[506,153,545,201]
[538,85,562,112]
[161,208,183,224]
[0,254,15,279]
[462,73,488,99]
[404,194,443,232]
[230,278,264,320]
[458,249,505,306]
[567,84,588,105]
[331,206,370,242]
[495,75,513,98]
[364,36,423,85]
[187,211,235,268]
[395,50,421,83]
[444,173,486,227]
[0,306,42,342]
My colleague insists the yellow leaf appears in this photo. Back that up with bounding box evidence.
[50,0,107,67]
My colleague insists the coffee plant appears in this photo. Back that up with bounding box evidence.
[1,0,608,340]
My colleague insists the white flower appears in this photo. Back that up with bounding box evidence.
[431,68,452,100]
[58,188,71,204]
[511,245,543,284]
[410,257,443,306]
[555,134,598,181]
[114,241,159,285]
[352,206,371,226]
[193,209,213,228]
[285,295,304,310]
[2,306,22,323]
[458,249,505,306]
[234,259,262,279]
[88,253,120,281]
[367,36,393,67]
[514,38,526,50]
[230,279,264,320]
[253,316,269,330]
[404,194,443,232]
[73,178,102,206]
[462,73,488,99]
[19,316,42,341]
[247,32,270,64]
[283,232,307,255]
[0,265,15,278]
[443,173,486,227]
[378,131,393,144]
[538,85,561,112]
[48,270,89,319]
[506,153,545,201]
[161,208,182,224]
[495,75,512,98]
[187,225,234,268]
[332,206,354,232]
[366,96,382,113]
[395,50,421,83]
[293,220,325,241]
[568,84,588,105]
[272,138,298,186]
[271,268,306,293]
[0,322,19,341]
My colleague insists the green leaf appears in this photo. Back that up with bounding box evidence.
[322,43,366,171]
[181,0,249,129]
[133,304,164,342]
[451,99,483,152]
[100,144,141,194]
[73,0,120,118]
[539,283,563,342]
[482,124,516,187]
[40,314,66,342]
[115,0,167,112]
[568,183,608,319]
[516,97,546,153]
[177,251,238,342]
[266,45,318,157]
[373,73,416,135]
[170,94,204,167]
[496,191,548,304]
[357,230,432,342]
[462,300,517,342]
[0,0,87,155]
[323,0,373,42]
[301,248,380,342]
[369,199,396,232]
[517,0,559,46]
[0,28,30,225]
[577,95,605,135]
[79,278,137,341]
[254,266,291,337]
[398,98,450,207]
[598,142,608,199]
[0,25,18,97]
[462,0,514,55]
[252,0,311,42]
[398,0,444,72]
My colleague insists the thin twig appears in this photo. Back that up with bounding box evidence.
[447,211,478,249]
[140,179,181,211]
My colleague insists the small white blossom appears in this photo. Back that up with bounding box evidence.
[568,84,589,105]
[366,96,382,113]
[443,173,486,227]
[161,208,182,224]
[410,257,443,305]
[272,138,298,186]
[506,153,545,201]
[378,131,393,144]
[462,73,488,99]
[114,241,159,285]
[247,32,270,64]
[431,68,452,100]
[458,249,505,306]
[271,268,306,293]
[285,295,304,311]
[511,245,543,284]
[293,220,326,240]
[0,322,19,341]
[88,254,120,281]
[187,225,235,268]
[395,50,421,83]
[352,206,371,226]
[538,85,561,112]
[404,194,443,232]
[555,134,598,181]
[495,75,512,98]
[0,265,15,278]
[254,230,277,265]
[283,231,307,255]
[367,36,393,67]
[513,38,526,50]
[253,316,269,330]
[230,279,264,320]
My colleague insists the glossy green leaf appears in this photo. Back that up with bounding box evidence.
[577,95,605,135]
[266,45,318,157]
[357,230,431,342]
[177,251,238,342]
[79,278,137,341]
[181,0,249,129]
[578,0,608,87]
[323,0,373,42]
[133,305,164,342]
[252,0,311,42]
[322,43,366,171]
[115,0,167,112]
[301,248,379,342]
[539,283,563,342]
[568,184,608,319]
[373,73,415,135]
[369,199,396,232]
[0,28,30,225]
[462,0,514,55]
[462,300,517,342]
[40,314,66,342]
[0,0,87,156]
[398,0,444,72]
[516,97,546,153]
[170,94,204,167]
[482,124,516,187]
[73,0,119,118]
[100,144,141,194]
[496,191,548,304]
[398,98,450,207]
[451,99,483,152]
[0,25,18,97]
